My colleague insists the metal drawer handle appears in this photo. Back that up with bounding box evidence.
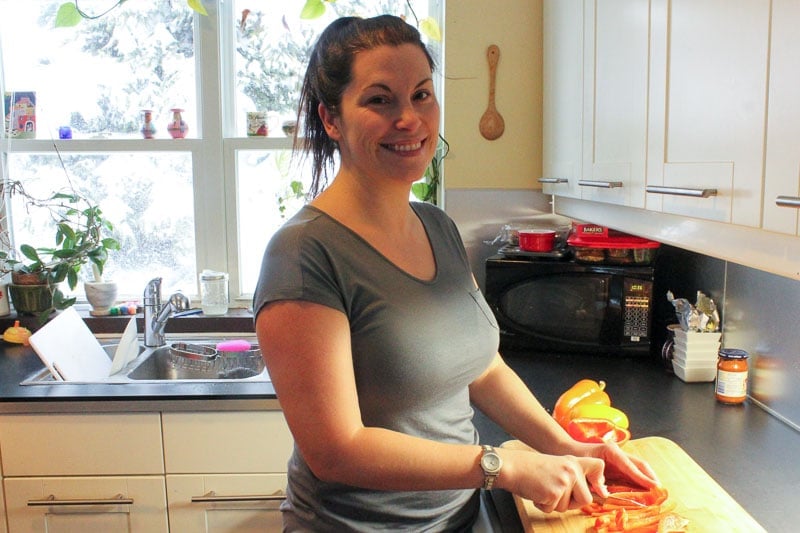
[538,177,569,184]
[775,195,800,208]
[28,493,134,507]
[646,185,717,198]
[191,489,286,503]
[578,179,623,188]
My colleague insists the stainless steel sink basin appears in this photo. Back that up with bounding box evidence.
[21,337,269,385]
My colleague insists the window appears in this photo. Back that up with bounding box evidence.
[0,0,443,305]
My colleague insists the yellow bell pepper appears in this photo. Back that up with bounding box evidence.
[553,379,608,426]
[568,403,629,429]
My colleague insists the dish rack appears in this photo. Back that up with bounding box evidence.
[168,342,265,379]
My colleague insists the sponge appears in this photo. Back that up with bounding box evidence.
[216,339,252,352]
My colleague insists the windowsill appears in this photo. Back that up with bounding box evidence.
[0,306,255,336]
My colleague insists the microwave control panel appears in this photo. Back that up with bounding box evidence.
[623,279,653,341]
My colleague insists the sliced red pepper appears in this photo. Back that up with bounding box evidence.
[566,418,631,445]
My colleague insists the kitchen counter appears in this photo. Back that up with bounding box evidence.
[0,325,797,530]
[478,350,799,533]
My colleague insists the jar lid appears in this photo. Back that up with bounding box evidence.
[200,270,228,280]
[719,348,748,359]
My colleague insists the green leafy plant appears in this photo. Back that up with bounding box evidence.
[55,0,207,28]
[0,180,120,320]
[412,135,448,205]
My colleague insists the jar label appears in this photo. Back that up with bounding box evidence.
[716,369,748,398]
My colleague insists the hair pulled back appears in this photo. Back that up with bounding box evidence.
[295,15,436,198]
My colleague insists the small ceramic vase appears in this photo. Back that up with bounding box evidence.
[85,281,118,316]
[141,109,156,139]
[167,108,188,139]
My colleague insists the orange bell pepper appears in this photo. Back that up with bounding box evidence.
[553,379,609,426]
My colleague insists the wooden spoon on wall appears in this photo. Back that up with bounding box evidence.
[479,44,505,140]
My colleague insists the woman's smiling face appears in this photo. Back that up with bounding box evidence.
[319,43,440,188]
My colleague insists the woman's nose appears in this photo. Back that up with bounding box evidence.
[394,102,423,129]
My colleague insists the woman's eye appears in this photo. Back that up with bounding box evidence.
[414,90,431,101]
[367,95,390,105]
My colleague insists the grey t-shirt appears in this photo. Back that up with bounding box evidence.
[253,202,500,532]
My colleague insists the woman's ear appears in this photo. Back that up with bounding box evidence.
[318,103,341,141]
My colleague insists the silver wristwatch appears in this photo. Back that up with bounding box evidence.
[480,445,503,490]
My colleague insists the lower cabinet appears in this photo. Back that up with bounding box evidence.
[166,474,286,532]
[4,476,168,532]
[0,409,293,533]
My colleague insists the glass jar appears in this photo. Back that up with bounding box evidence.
[715,348,749,404]
[199,270,229,316]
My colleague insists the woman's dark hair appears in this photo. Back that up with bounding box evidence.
[295,15,436,198]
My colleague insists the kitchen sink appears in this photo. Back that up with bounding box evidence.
[21,337,270,385]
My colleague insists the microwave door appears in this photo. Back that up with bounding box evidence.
[498,274,615,349]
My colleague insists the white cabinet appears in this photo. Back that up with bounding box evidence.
[162,411,293,532]
[541,0,584,199]
[0,409,293,533]
[4,476,168,532]
[0,413,167,533]
[167,474,285,532]
[541,0,650,206]
[762,0,800,235]
[645,0,770,225]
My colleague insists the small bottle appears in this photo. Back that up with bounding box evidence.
[141,109,156,139]
[715,349,749,404]
[167,108,188,138]
[199,270,229,316]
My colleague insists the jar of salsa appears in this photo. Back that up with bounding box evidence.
[715,349,749,404]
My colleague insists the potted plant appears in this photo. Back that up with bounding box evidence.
[0,181,120,322]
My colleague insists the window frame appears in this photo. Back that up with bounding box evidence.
[0,0,444,307]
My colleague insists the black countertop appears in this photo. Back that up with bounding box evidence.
[0,324,797,531]
[477,350,799,533]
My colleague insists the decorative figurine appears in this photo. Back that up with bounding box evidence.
[141,109,156,139]
[167,108,188,139]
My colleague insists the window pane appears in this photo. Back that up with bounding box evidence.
[7,153,197,298]
[231,0,439,137]
[0,0,196,140]
[237,150,314,293]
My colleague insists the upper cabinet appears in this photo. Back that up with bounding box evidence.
[646,0,770,225]
[763,0,800,235]
[541,0,650,207]
[544,0,800,233]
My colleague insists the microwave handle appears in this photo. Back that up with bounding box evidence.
[646,185,717,198]
[578,179,623,189]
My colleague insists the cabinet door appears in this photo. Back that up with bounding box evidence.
[4,476,168,533]
[541,0,584,198]
[646,0,770,224]
[0,413,163,476]
[162,411,293,474]
[762,0,800,235]
[167,474,285,532]
[579,0,649,207]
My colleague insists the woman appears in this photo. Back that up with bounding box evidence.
[253,14,658,532]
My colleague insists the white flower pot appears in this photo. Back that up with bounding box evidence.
[84,281,118,316]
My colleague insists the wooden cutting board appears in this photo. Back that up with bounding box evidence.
[503,437,765,532]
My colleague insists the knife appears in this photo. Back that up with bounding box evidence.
[593,492,646,508]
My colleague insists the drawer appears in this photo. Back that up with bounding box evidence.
[0,413,164,476]
[162,411,292,474]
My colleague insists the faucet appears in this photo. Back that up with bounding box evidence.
[143,277,191,347]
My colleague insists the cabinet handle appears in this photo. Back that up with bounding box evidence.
[578,179,623,188]
[191,490,286,503]
[28,493,133,507]
[775,195,800,208]
[646,185,717,198]
[538,177,569,184]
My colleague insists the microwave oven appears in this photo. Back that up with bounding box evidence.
[484,255,655,355]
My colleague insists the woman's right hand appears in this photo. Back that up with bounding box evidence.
[498,448,607,513]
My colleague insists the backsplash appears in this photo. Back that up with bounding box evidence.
[447,188,800,434]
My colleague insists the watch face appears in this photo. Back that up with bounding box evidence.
[482,452,501,472]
